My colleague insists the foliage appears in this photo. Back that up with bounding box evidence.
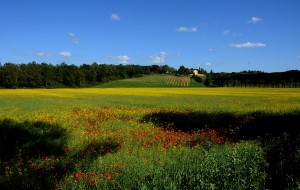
[204,74,213,87]
[177,65,190,75]
[1,62,299,89]
[0,62,164,88]
[212,70,300,88]
[193,74,203,83]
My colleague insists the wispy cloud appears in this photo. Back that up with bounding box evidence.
[227,42,266,48]
[106,55,130,64]
[36,52,52,57]
[68,32,75,37]
[149,51,167,64]
[248,17,262,24]
[111,13,120,21]
[205,62,212,66]
[59,51,71,57]
[208,48,216,52]
[9,48,28,57]
[68,32,79,44]
[222,30,230,35]
[175,26,197,32]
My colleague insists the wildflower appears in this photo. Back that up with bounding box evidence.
[80,171,85,176]
[90,178,97,184]
[164,143,169,150]
[106,173,112,180]
[74,172,81,179]
[65,146,71,152]
[90,171,96,176]
[53,184,61,188]
[29,163,35,169]
[3,161,9,166]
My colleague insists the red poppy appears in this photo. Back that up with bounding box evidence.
[74,172,81,179]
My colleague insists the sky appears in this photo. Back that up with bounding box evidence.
[0,0,300,72]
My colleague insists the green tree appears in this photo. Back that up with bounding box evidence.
[1,63,19,88]
[204,74,212,87]
[80,64,97,85]
[178,65,188,75]
[26,61,43,88]
[41,63,54,88]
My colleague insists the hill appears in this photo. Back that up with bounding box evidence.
[95,74,205,88]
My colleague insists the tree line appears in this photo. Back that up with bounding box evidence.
[209,70,300,88]
[0,62,299,88]
[0,62,175,88]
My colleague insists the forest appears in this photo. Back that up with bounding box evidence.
[0,62,176,88]
[210,70,300,88]
[0,62,299,88]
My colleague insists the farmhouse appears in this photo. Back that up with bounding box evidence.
[190,70,205,77]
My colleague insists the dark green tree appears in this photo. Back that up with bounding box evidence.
[178,65,188,75]
[1,63,19,88]
[80,64,97,85]
[40,63,54,88]
[204,74,212,87]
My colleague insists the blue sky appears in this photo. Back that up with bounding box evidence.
[0,0,299,72]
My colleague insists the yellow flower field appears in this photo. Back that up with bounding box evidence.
[0,88,299,189]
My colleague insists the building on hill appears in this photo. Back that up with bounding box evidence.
[190,69,205,77]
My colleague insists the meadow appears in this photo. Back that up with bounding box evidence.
[0,87,300,189]
[95,74,204,88]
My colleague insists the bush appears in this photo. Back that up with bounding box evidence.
[193,75,203,83]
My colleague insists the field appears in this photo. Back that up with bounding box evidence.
[1,88,300,189]
[95,74,204,88]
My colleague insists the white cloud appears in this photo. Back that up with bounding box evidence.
[105,55,115,60]
[111,13,120,21]
[149,51,167,64]
[59,51,71,57]
[116,55,130,64]
[205,62,212,66]
[160,51,167,56]
[106,55,130,64]
[175,26,197,32]
[36,52,52,57]
[68,32,79,44]
[227,42,266,48]
[222,30,230,35]
[248,17,262,24]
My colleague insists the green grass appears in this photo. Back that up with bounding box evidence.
[0,88,300,189]
[94,74,205,88]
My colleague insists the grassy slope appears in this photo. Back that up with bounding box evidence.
[94,74,205,88]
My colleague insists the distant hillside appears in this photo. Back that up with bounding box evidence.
[95,74,205,88]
